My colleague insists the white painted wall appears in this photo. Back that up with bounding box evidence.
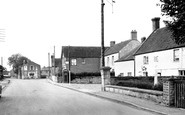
[135,47,185,76]
[115,60,134,76]
[105,53,119,71]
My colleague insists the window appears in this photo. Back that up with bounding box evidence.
[82,58,85,64]
[120,73,124,77]
[30,65,34,71]
[112,56,114,66]
[179,70,185,76]
[127,72,132,76]
[143,56,149,64]
[174,49,179,62]
[24,66,27,70]
[154,56,158,62]
[107,57,109,66]
[71,59,77,65]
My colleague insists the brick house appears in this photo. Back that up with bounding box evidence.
[61,46,106,73]
[20,60,41,79]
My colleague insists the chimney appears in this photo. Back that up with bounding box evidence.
[131,30,137,40]
[141,37,146,43]
[151,17,160,31]
[110,41,115,47]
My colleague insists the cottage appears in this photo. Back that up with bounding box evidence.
[61,46,107,73]
[115,46,140,77]
[135,17,185,76]
[105,30,140,75]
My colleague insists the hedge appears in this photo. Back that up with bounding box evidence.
[111,76,163,91]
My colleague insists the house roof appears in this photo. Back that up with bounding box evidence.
[135,27,185,55]
[105,39,137,56]
[62,46,109,58]
[115,45,141,62]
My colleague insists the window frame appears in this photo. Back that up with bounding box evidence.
[71,59,77,66]
[173,49,180,62]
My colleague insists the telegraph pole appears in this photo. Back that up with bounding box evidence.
[53,46,55,76]
[48,53,51,78]
[68,46,71,84]
[101,0,105,67]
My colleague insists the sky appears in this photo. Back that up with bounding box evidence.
[0,0,166,70]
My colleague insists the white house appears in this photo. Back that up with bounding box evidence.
[114,46,140,77]
[135,17,185,76]
[105,30,140,75]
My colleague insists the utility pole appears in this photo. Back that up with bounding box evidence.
[68,46,71,84]
[48,53,51,78]
[53,46,55,76]
[101,0,105,67]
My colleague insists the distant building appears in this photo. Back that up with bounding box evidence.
[20,60,41,79]
[41,66,50,78]
[50,56,62,76]
[61,46,107,73]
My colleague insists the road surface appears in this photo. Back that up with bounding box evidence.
[0,79,157,115]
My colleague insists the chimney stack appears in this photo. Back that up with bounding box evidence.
[151,17,160,31]
[141,37,146,43]
[131,30,137,40]
[110,41,115,47]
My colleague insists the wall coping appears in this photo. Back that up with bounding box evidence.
[105,85,163,96]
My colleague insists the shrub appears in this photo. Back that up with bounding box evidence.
[112,76,163,91]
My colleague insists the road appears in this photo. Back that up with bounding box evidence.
[0,79,157,115]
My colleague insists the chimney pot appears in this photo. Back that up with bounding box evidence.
[152,17,160,31]
[131,30,137,40]
[141,37,146,43]
[110,41,115,47]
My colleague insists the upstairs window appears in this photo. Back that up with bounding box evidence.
[143,56,149,64]
[107,57,109,66]
[71,59,77,65]
[174,49,179,62]
[82,58,85,64]
[154,56,158,62]
[30,65,34,71]
[112,56,114,66]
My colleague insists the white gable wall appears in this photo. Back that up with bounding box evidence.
[105,53,119,71]
[115,60,134,76]
[135,47,185,76]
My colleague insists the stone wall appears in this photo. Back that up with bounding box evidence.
[105,85,163,103]
[71,77,101,84]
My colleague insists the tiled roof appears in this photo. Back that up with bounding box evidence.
[115,46,140,62]
[105,39,134,56]
[62,46,109,58]
[135,27,185,55]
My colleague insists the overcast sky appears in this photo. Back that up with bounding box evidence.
[0,0,165,70]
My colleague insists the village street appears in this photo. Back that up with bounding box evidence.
[0,79,157,115]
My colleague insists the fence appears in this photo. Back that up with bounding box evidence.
[174,80,185,108]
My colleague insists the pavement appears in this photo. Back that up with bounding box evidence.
[0,79,10,91]
[48,79,185,115]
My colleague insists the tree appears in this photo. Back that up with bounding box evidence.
[160,0,185,44]
[8,54,29,74]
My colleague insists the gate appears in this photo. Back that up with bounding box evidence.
[174,80,185,108]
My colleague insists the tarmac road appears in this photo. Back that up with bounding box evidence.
[0,79,157,115]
